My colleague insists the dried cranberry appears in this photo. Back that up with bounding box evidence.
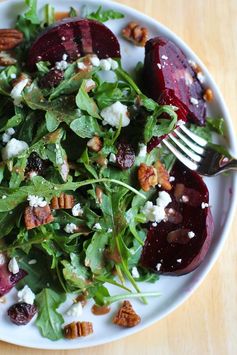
[25,152,44,176]
[116,143,135,170]
[39,68,64,88]
[8,302,37,325]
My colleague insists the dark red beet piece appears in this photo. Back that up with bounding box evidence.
[140,162,214,275]
[143,37,206,125]
[27,18,120,70]
[0,259,27,296]
[116,142,135,169]
[8,302,37,325]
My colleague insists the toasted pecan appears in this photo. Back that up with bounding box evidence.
[122,22,148,47]
[87,136,102,152]
[0,29,23,50]
[138,163,158,192]
[51,193,74,209]
[154,160,172,191]
[64,321,93,339]
[24,205,54,230]
[113,300,141,328]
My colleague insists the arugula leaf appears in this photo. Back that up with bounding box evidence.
[62,253,89,290]
[76,80,100,118]
[86,6,124,23]
[36,288,66,340]
[69,7,78,17]
[70,115,102,139]
[0,66,18,96]
[0,206,23,239]
[94,82,123,109]
[85,232,109,274]
[206,117,226,135]
[43,4,55,26]
[24,0,40,24]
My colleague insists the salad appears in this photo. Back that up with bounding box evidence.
[0,0,228,342]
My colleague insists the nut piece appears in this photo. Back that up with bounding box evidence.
[64,321,93,339]
[138,163,158,192]
[24,205,54,230]
[95,186,103,204]
[203,88,213,102]
[75,293,88,307]
[0,29,23,50]
[51,193,74,209]
[122,22,148,47]
[154,160,172,191]
[12,73,31,87]
[113,300,141,328]
[0,51,17,66]
[87,136,102,152]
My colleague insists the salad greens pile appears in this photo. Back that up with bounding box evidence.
[0,0,227,341]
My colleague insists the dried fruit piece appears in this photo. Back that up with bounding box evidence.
[8,302,37,325]
[39,68,64,88]
[64,321,93,339]
[154,160,172,190]
[0,29,23,50]
[138,163,157,192]
[25,152,45,177]
[116,142,135,170]
[122,22,148,47]
[113,300,141,328]
[24,205,54,230]
[51,193,74,209]
[87,136,102,152]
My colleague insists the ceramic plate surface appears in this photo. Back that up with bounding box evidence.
[0,0,236,350]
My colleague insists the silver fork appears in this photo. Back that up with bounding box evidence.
[162,124,237,176]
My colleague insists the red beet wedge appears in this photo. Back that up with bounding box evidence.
[140,162,214,275]
[0,256,27,296]
[27,18,120,70]
[143,37,206,125]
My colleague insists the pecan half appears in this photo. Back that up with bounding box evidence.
[64,321,93,339]
[0,51,17,66]
[138,163,158,192]
[24,205,54,230]
[51,193,74,209]
[154,160,172,190]
[113,300,141,328]
[122,22,148,47]
[0,29,23,50]
[87,136,102,152]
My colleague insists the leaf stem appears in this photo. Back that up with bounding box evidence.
[103,291,160,306]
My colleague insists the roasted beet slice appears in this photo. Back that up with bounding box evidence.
[0,257,27,296]
[140,163,214,275]
[27,18,120,70]
[143,37,206,125]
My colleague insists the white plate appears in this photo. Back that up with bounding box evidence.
[0,0,236,350]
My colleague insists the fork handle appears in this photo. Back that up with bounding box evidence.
[218,158,237,174]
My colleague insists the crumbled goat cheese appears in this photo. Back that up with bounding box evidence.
[8,257,19,274]
[72,203,83,217]
[169,176,175,182]
[152,222,158,227]
[181,195,189,203]
[107,228,113,233]
[138,143,147,157]
[90,55,100,67]
[109,58,119,70]
[188,231,195,239]
[177,259,182,263]
[156,263,162,271]
[109,153,117,163]
[10,73,17,79]
[161,54,168,60]
[62,53,68,61]
[17,285,35,305]
[27,195,47,208]
[100,58,112,71]
[201,202,209,209]
[93,223,102,230]
[55,60,68,71]
[190,97,199,105]
[197,72,205,84]
[0,253,6,265]
[28,259,37,265]
[85,79,96,91]
[2,133,11,143]
[10,78,29,106]
[2,138,28,160]
[61,36,66,41]
[2,195,6,199]
[101,101,130,128]
[6,128,15,136]
[77,62,87,70]
[66,302,83,317]
[141,201,166,223]
[131,267,140,278]
[156,191,172,208]
[64,223,78,234]
[157,63,162,69]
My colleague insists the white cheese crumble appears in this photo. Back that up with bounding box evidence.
[72,203,83,217]
[100,58,111,71]
[90,55,100,67]
[17,285,35,305]
[10,73,17,79]
[66,302,83,317]
[101,101,130,128]
[0,253,6,265]
[152,222,158,227]
[27,195,47,208]
[109,153,117,163]
[64,223,78,234]
[62,54,68,61]
[156,263,162,271]
[169,176,175,182]
[190,97,199,106]
[2,195,6,199]
[131,267,140,278]
[28,259,37,265]
[2,128,15,144]
[55,59,68,71]
[201,202,209,209]
[141,201,166,223]
[77,62,87,70]
[157,63,162,69]
[1,138,28,161]
[177,259,182,263]
[138,143,147,157]
[107,228,113,233]
[188,231,195,239]
[93,222,102,230]
[8,257,19,274]
[85,79,96,91]
[181,195,189,203]
[156,191,172,208]
[197,72,205,84]
[161,54,168,60]
[10,78,29,106]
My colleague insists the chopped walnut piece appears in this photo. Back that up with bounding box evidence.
[113,300,141,328]
[51,193,74,209]
[87,136,102,152]
[154,160,172,190]
[24,205,54,230]
[122,22,148,47]
[138,163,158,192]
[64,321,93,339]
[75,293,88,307]
[203,88,213,102]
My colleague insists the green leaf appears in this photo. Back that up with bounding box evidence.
[36,288,66,340]
[95,82,123,109]
[9,156,28,188]
[206,117,226,135]
[62,253,89,290]
[76,80,100,118]
[0,206,23,239]
[85,232,109,274]
[43,4,55,26]
[70,115,102,138]
[0,66,18,96]
[86,6,124,23]
[69,6,78,17]
[36,61,50,74]
[24,0,40,24]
